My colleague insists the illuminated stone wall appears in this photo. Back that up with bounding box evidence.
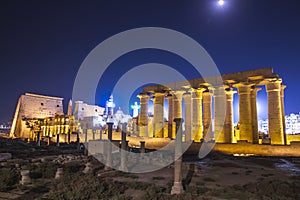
[10,93,64,138]
[73,101,105,120]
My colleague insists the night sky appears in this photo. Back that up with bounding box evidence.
[0,0,300,123]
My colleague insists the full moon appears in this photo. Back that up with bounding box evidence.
[218,0,225,6]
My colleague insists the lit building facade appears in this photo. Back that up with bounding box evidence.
[259,112,300,135]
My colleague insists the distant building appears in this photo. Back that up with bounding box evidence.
[105,95,115,115]
[10,93,64,138]
[285,113,300,134]
[73,101,105,120]
[258,112,300,135]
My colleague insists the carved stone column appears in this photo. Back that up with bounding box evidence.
[167,94,173,138]
[224,89,236,143]
[172,91,184,139]
[191,88,204,142]
[171,118,184,195]
[251,87,261,144]
[281,85,287,145]
[214,86,226,143]
[153,92,165,138]
[183,92,192,142]
[236,83,253,143]
[203,91,213,141]
[137,93,150,137]
[105,122,113,170]
[266,80,284,145]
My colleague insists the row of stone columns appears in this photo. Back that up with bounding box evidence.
[138,79,286,145]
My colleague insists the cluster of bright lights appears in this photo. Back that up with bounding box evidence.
[218,0,225,6]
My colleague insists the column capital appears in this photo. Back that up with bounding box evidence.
[173,90,185,99]
[266,79,282,92]
[225,89,237,101]
[234,82,254,95]
[190,88,206,99]
[152,91,166,97]
[280,84,286,97]
[137,93,150,99]
[225,89,237,95]
[251,87,262,92]
[183,91,191,98]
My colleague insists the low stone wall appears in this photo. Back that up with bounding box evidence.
[286,134,300,145]
[187,143,300,157]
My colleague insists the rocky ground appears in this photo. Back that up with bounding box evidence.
[0,137,299,200]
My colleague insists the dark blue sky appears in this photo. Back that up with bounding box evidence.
[0,0,299,122]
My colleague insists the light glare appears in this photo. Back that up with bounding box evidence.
[218,0,225,6]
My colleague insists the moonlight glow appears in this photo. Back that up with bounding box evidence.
[218,0,225,6]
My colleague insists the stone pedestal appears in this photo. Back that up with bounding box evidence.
[266,80,284,145]
[191,89,204,142]
[236,83,253,143]
[203,91,212,141]
[153,92,165,138]
[55,168,63,179]
[138,93,150,137]
[183,92,192,142]
[20,169,31,185]
[83,162,93,174]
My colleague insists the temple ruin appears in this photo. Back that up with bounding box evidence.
[138,68,287,145]
[10,93,64,139]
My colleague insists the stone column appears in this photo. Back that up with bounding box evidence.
[266,80,284,145]
[37,131,41,147]
[224,89,236,143]
[119,123,128,171]
[140,141,145,153]
[84,128,88,142]
[214,86,226,143]
[203,91,213,141]
[67,129,71,144]
[183,92,192,142]
[167,94,174,139]
[56,133,60,147]
[105,122,113,170]
[281,85,287,145]
[171,118,184,195]
[100,126,103,140]
[251,87,261,144]
[172,91,184,139]
[191,89,204,142]
[137,93,150,137]
[153,92,165,138]
[236,83,253,143]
